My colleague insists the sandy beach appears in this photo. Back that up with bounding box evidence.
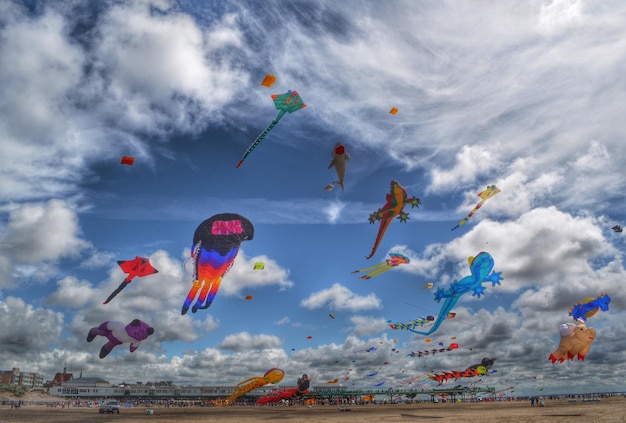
[1,397,624,423]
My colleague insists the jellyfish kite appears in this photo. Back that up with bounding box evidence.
[452,185,500,231]
[410,252,502,336]
[366,180,420,259]
[103,257,159,304]
[352,253,410,280]
[236,90,306,168]
[181,213,254,315]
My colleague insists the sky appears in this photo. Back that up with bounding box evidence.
[1,0,625,398]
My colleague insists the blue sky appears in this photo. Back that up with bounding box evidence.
[1,0,625,397]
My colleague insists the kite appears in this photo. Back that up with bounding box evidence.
[329,314,336,319]
[407,343,459,358]
[236,90,306,168]
[367,372,378,377]
[219,368,284,406]
[612,225,623,233]
[568,293,610,321]
[352,253,410,280]
[181,213,254,315]
[103,256,159,304]
[469,358,496,374]
[256,374,310,404]
[424,282,434,289]
[388,316,435,331]
[326,379,339,384]
[260,74,276,87]
[307,336,313,339]
[87,319,154,359]
[253,262,265,270]
[366,180,421,259]
[324,142,350,191]
[549,320,596,363]
[451,185,501,231]
[374,382,385,387]
[245,295,253,301]
[389,107,398,115]
[120,156,135,165]
[429,366,487,384]
[410,252,502,336]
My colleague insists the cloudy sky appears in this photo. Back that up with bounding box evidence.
[1,0,625,397]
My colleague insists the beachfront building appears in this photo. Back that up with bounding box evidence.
[0,367,44,389]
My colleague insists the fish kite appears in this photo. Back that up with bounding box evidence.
[236,90,306,168]
[352,252,410,280]
[366,180,420,259]
[181,213,254,315]
[452,185,500,231]
[568,293,610,321]
[410,252,502,336]
[103,257,159,304]
[324,142,350,191]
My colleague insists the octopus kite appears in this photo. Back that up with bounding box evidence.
[366,180,420,259]
[352,253,410,280]
[410,252,502,336]
[181,213,254,315]
[452,185,500,231]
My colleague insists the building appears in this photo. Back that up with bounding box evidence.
[43,364,73,388]
[0,367,44,388]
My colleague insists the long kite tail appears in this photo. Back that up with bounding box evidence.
[103,280,130,304]
[451,202,484,231]
[236,111,286,168]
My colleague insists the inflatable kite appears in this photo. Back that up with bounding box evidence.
[568,293,610,321]
[366,180,420,259]
[469,357,496,373]
[87,319,154,359]
[324,142,350,191]
[549,320,596,363]
[410,252,502,336]
[236,90,306,168]
[256,374,310,405]
[103,256,159,304]
[352,253,410,280]
[220,368,284,406]
[452,185,500,231]
[428,366,487,384]
[388,315,435,331]
[181,213,254,315]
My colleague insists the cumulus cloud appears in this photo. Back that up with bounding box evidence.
[217,332,283,351]
[219,250,294,297]
[300,283,382,312]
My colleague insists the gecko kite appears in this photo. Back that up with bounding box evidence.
[236,90,306,168]
[324,142,350,191]
[352,253,410,280]
[452,185,500,231]
[366,180,420,259]
[181,213,254,315]
[410,252,502,336]
[103,256,159,304]
[568,293,610,321]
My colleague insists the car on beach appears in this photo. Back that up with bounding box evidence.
[99,399,120,414]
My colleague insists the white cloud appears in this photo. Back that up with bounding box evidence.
[300,283,382,312]
[217,332,283,351]
[219,250,294,297]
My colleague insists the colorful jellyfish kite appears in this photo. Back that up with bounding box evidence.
[181,213,254,315]
[568,293,610,321]
[366,180,420,259]
[410,252,502,336]
[352,253,410,280]
[103,256,159,304]
[549,320,596,363]
[324,142,350,191]
[236,90,306,168]
[452,185,500,231]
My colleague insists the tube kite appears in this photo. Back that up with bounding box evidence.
[324,142,350,191]
[366,180,420,259]
[452,185,500,231]
[103,256,159,304]
[181,213,254,315]
[410,252,502,336]
[352,253,410,280]
[236,90,306,168]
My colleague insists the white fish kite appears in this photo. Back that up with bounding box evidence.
[452,185,500,231]
[324,143,350,191]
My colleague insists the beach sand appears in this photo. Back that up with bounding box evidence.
[1,397,625,423]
